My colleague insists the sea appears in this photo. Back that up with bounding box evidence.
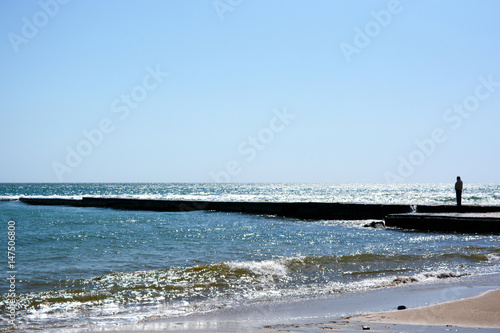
[0,183,499,332]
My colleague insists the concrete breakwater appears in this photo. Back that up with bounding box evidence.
[385,213,500,233]
[20,197,412,220]
[18,197,500,232]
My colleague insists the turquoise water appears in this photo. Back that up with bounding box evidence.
[0,183,499,332]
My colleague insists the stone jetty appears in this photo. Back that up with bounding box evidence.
[385,212,500,233]
[18,197,500,233]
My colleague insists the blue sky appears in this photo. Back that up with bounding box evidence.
[1,0,499,183]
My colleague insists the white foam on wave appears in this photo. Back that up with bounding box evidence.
[402,270,467,283]
[20,298,178,333]
[486,253,500,262]
[0,195,20,201]
[228,260,288,277]
[20,194,83,200]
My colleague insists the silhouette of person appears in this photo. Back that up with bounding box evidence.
[455,176,463,206]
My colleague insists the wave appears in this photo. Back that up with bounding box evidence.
[0,195,84,201]
[0,196,20,201]
[486,253,500,262]
[391,271,468,284]
[1,252,487,310]
[0,252,495,332]
[228,260,288,277]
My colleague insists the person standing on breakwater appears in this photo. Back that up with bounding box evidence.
[455,176,463,206]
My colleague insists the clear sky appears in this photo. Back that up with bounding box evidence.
[1,0,499,183]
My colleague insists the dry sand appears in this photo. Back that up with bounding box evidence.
[356,289,500,329]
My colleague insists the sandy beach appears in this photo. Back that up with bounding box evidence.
[254,289,500,332]
[258,289,500,332]
[262,289,500,333]
[356,289,500,329]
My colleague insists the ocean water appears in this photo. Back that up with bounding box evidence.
[0,183,499,332]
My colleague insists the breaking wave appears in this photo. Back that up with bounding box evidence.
[1,250,490,332]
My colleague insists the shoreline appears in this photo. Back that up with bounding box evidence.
[84,273,500,333]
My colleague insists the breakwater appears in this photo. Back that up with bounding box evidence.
[18,197,500,223]
[385,213,500,233]
[20,197,410,219]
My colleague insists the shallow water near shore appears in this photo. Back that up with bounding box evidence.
[110,273,500,332]
[0,183,499,332]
